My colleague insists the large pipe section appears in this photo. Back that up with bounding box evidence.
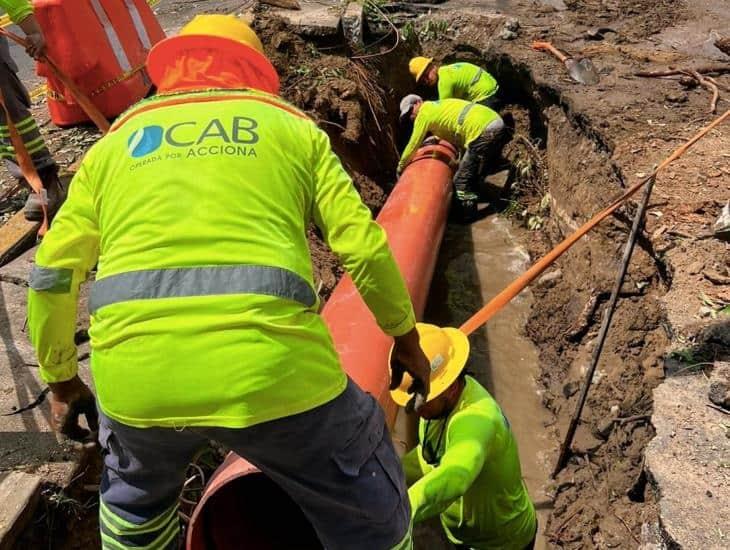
[186,141,457,550]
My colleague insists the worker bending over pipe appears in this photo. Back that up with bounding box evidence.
[398,95,505,222]
[409,57,500,108]
[391,324,537,549]
[27,15,431,550]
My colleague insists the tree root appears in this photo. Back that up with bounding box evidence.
[636,66,729,113]
[686,70,720,112]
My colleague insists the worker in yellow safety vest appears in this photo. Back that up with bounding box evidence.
[398,94,505,222]
[27,14,431,550]
[391,323,537,549]
[0,0,65,219]
[409,56,499,107]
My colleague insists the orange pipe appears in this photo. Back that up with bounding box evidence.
[186,141,457,549]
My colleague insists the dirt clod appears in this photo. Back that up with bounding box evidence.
[708,363,730,410]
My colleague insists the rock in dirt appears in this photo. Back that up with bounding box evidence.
[500,29,517,40]
[645,375,730,548]
[708,362,730,410]
[713,201,730,241]
[260,0,301,9]
[595,417,615,440]
[537,269,562,288]
[481,169,510,202]
[572,424,603,454]
[342,2,364,49]
[500,18,519,40]
[665,91,688,103]
[273,0,341,39]
[715,37,730,56]
[504,18,520,32]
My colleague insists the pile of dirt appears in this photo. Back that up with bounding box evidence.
[254,15,409,298]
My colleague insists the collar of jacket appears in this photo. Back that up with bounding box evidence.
[154,49,279,95]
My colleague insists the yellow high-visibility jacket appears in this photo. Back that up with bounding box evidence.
[28,88,416,429]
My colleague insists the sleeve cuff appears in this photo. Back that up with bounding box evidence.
[39,358,78,384]
[380,308,416,337]
[10,6,34,25]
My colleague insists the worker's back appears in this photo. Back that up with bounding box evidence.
[437,62,498,103]
[77,89,348,429]
[418,99,499,150]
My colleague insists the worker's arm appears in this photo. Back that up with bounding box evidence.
[397,112,429,173]
[311,126,415,336]
[28,158,100,439]
[402,446,430,486]
[407,411,492,523]
[310,124,430,401]
[1,1,45,58]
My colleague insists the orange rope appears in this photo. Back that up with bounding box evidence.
[460,108,730,335]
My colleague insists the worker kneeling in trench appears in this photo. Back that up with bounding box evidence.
[26,14,433,550]
[398,94,505,223]
[392,323,538,550]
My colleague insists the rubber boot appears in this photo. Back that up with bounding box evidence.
[24,166,67,222]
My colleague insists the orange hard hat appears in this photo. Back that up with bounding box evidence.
[147,14,279,93]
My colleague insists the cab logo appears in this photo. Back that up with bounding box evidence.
[127,117,259,169]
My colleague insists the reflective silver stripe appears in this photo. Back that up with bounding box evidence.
[123,0,152,50]
[89,265,317,313]
[457,102,476,125]
[90,0,132,72]
[29,266,73,293]
[469,69,484,86]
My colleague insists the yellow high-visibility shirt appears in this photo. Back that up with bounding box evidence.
[437,63,498,103]
[402,376,536,549]
[28,88,416,428]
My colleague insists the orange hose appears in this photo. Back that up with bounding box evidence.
[0,28,110,133]
[460,108,730,335]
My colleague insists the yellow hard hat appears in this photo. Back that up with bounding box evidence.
[147,14,279,93]
[409,56,434,83]
[389,322,470,407]
[179,14,265,54]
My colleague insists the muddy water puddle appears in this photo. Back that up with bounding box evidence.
[403,214,554,548]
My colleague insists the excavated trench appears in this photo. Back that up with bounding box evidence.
[267,30,670,547]
[17,17,672,550]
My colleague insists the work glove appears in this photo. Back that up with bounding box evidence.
[17,15,46,59]
[24,32,46,59]
[390,327,431,413]
[48,375,98,443]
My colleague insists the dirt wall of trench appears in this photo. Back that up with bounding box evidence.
[527,107,670,547]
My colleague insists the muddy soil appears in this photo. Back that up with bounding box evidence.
[410,0,728,546]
